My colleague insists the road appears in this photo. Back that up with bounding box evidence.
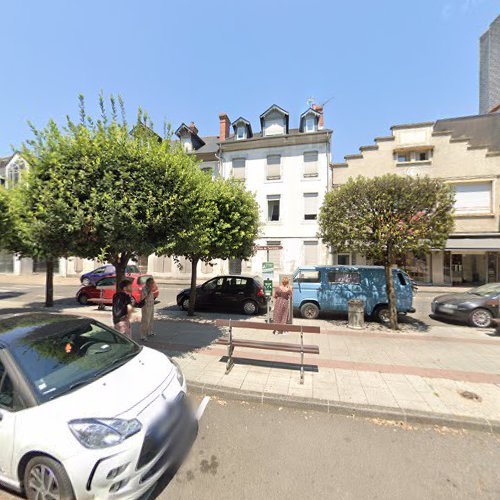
[2,395,499,500]
[0,282,447,327]
[0,283,181,311]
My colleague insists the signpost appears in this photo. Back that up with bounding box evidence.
[262,262,274,322]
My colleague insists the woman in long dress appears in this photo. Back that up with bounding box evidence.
[272,277,292,334]
[140,277,156,341]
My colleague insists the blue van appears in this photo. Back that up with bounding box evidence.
[292,265,415,322]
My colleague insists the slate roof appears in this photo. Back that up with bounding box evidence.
[434,113,500,153]
[222,127,331,143]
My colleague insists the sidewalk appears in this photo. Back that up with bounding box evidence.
[138,310,500,431]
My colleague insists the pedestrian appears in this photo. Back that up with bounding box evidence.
[112,279,134,338]
[140,277,156,341]
[272,276,292,334]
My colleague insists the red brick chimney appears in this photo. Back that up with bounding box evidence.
[312,104,324,129]
[188,122,198,135]
[219,113,231,140]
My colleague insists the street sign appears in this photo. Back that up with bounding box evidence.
[255,245,283,251]
[263,279,273,297]
[262,261,274,280]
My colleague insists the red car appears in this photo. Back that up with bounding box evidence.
[76,274,159,306]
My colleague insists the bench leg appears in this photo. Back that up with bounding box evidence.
[225,321,234,374]
[226,344,235,374]
[300,328,304,384]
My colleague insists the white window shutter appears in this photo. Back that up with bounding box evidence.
[453,183,491,214]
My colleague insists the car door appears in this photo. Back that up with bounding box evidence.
[196,277,223,309]
[221,278,248,310]
[96,277,116,304]
[0,358,16,482]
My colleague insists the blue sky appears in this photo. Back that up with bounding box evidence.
[0,0,498,161]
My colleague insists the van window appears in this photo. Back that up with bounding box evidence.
[397,272,407,286]
[296,271,320,283]
[328,271,360,284]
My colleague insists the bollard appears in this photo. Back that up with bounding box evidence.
[348,299,365,330]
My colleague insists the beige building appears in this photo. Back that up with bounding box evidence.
[331,112,500,285]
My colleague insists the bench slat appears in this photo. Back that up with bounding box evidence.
[215,319,320,334]
[216,338,319,354]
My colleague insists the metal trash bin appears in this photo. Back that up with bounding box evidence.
[348,299,365,330]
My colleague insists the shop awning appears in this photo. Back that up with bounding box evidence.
[445,238,500,251]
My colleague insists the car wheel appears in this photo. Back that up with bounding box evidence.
[300,302,319,319]
[242,300,258,315]
[81,278,91,286]
[374,305,390,324]
[24,456,75,500]
[181,297,190,311]
[77,293,89,305]
[468,308,493,328]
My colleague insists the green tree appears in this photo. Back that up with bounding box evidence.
[20,94,199,300]
[319,174,454,329]
[0,187,15,251]
[159,177,260,316]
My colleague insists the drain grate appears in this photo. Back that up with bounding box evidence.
[458,390,482,402]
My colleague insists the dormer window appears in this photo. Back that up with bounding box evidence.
[299,107,322,133]
[181,135,193,152]
[305,116,316,132]
[231,117,252,141]
[260,105,289,137]
[237,126,246,140]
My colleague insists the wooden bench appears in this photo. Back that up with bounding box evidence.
[215,319,320,384]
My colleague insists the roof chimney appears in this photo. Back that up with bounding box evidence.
[219,113,231,141]
[312,104,324,129]
[188,122,198,135]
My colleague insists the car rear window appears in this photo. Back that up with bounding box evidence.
[328,271,361,284]
[137,275,152,285]
[126,265,140,274]
[96,277,116,287]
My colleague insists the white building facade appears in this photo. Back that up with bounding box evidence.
[147,103,332,280]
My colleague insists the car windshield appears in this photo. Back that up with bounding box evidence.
[9,321,140,403]
[469,283,500,297]
[126,265,140,274]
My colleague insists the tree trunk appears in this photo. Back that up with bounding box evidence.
[385,264,399,330]
[187,257,199,317]
[114,253,129,293]
[45,259,54,307]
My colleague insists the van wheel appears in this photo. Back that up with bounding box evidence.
[24,456,75,500]
[373,306,390,324]
[300,302,319,319]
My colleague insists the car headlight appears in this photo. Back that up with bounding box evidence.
[169,357,185,388]
[69,418,142,449]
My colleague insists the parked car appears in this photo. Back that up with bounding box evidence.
[431,283,500,328]
[293,265,415,322]
[176,275,266,315]
[76,274,159,306]
[0,313,199,500]
[80,264,141,286]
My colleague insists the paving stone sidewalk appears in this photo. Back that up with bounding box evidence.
[134,312,500,428]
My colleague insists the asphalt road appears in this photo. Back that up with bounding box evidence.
[0,282,446,327]
[0,283,181,310]
[2,395,499,500]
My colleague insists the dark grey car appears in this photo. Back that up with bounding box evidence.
[431,283,500,328]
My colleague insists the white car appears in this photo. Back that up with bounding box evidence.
[0,313,200,500]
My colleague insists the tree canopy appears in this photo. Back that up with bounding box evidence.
[158,177,260,315]
[19,94,203,296]
[319,174,455,329]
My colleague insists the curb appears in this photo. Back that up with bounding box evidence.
[187,381,500,434]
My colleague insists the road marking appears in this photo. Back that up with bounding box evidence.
[195,396,210,421]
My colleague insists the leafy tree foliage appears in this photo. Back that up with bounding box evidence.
[158,177,260,316]
[0,187,15,251]
[19,94,202,303]
[319,174,455,329]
